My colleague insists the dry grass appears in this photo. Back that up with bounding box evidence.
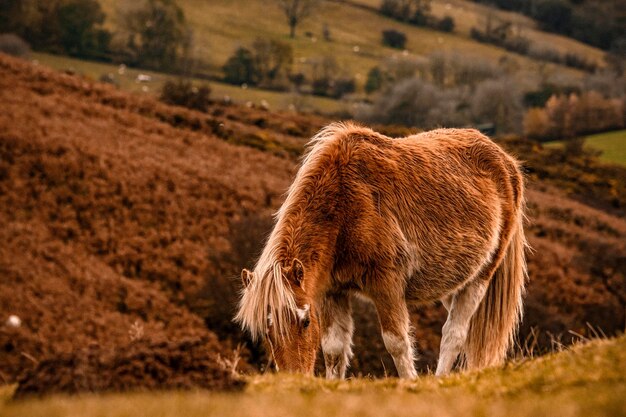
[1,335,624,417]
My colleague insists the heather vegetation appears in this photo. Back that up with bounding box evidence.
[0,0,625,410]
[0,55,624,390]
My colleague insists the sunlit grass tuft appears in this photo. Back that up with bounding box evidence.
[1,335,624,417]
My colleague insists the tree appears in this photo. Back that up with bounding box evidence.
[380,0,431,23]
[251,38,293,87]
[277,0,319,38]
[382,29,407,49]
[223,47,258,85]
[0,0,110,58]
[222,39,293,89]
[471,78,524,134]
[57,0,110,57]
[365,67,383,94]
[123,0,191,71]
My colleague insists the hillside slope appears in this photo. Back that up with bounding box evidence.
[2,335,625,416]
[97,0,604,80]
[0,53,624,382]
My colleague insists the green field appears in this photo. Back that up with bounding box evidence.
[32,52,347,114]
[95,0,601,81]
[1,335,625,417]
[545,130,626,166]
[584,130,626,166]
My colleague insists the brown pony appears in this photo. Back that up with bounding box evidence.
[235,122,527,379]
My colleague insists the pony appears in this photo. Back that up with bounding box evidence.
[235,122,527,379]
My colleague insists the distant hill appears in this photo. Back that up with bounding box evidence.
[0,53,624,383]
[96,0,606,81]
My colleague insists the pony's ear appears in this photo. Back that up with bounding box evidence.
[241,269,253,288]
[290,258,305,288]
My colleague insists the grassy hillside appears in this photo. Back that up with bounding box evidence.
[544,130,626,166]
[584,130,626,166]
[96,0,603,79]
[24,0,607,114]
[31,52,347,114]
[355,0,605,61]
[1,335,625,417]
[98,0,513,77]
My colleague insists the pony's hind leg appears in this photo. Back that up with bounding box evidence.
[435,279,489,376]
[320,292,354,379]
[371,289,418,379]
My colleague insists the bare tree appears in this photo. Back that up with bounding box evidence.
[277,0,320,38]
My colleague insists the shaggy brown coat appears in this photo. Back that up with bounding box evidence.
[236,122,527,378]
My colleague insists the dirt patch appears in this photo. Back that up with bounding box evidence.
[13,337,244,398]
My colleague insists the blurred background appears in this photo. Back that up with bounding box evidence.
[0,0,624,395]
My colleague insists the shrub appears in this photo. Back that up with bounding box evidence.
[471,77,524,134]
[0,33,30,57]
[160,79,211,112]
[437,16,455,32]
[332,77,356,98]
[523,93,625,140]
[532,0,573,34]
[99,73,118,86]
[223,47,258,86]
[223,39,293,90]
[380,0,405,19]
[122,0,190,71]
[288,72,306,91]
[523,108,551,139]
[365,67,384,94]
[251,38,293,90]
[312,77,331,96]
[564,53,597,72]
[357,77,469,128]
[470,26,530,55]
[57,0,110,58]
[382,29,407,49]
[425,51,498,88]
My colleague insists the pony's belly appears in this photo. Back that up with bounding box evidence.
[404,251,490,304]
[404,272,466,304]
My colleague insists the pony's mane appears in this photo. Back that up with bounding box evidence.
[234,256,297,342]
[235,122,366,342]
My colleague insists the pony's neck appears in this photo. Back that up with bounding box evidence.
[262,207,338,297]
[282,213,335,272]
[260,138,344,296]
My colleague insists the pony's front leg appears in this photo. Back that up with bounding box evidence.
[436,279,489,376]
[372,291,418,379]
[320,292,354,379]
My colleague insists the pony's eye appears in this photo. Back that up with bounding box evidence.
[302,318,310,329]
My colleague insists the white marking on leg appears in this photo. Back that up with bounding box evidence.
[436,281,489,376]
[382,332,417,379]
[322,317,354,379]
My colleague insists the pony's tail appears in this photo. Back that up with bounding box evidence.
[462,210,528,370]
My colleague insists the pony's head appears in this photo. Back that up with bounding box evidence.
[235,258,320,374]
